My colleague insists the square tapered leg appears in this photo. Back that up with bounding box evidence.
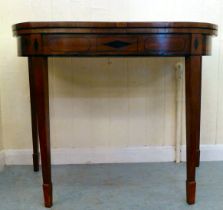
[185,56,202,204]
[29,57,53,207]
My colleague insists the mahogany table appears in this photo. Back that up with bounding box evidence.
[13,22,217,208]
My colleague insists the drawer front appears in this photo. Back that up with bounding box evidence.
[143,34,190,55]
[43,35,94,55]
[40,34,190,56]
[96,36,138,53]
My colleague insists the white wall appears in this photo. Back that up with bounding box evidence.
[0,0,223,163]
[0,94,4,169]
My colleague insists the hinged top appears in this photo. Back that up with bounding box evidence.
[13,21,217,36]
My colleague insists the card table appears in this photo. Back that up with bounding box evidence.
[13,21,217,208]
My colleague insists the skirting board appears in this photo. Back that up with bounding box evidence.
[2,145,223,165]
[180,145,223,161]
[0,151,5,170]
[4,146,175,165]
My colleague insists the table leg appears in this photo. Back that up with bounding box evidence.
[185,56,201,204]
[194,56,201,168]
[196,145,200,167]
[28,60,39,172]
[28,57,53,208]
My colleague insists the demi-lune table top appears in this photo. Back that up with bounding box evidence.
[13,21,217,35]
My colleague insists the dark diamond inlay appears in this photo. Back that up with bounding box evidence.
[34,39,39,51]
[194,38,199,50]
[104,40,131,49]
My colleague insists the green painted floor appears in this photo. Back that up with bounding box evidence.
[0,162,223,210]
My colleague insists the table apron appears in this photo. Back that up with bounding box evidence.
[17,34,212,56]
